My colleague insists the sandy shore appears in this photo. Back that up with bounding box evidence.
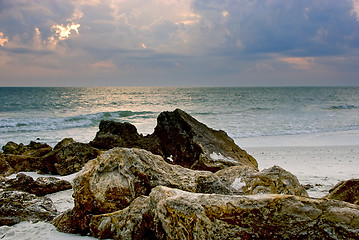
[244,145,359,198]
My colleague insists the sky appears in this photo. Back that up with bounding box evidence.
[1,0,359,87]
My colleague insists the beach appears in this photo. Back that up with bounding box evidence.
[238,130,359,198]
[1,87,358,239]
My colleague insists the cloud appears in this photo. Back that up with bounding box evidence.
[0,0,359,86]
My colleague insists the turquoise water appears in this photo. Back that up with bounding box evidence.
[1,87,358,147]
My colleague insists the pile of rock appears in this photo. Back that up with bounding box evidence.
[1,109,359,239]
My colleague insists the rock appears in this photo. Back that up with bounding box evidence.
[90,121,162,155]
[41,138,99,175]
[1,173,72,196]
[89,186,359,240]
[90,109,257,172]
[2,141,51,156]
[215,165,308,197]
[0,153,14,176]
[2,142,27,155]
[89,196,153,239]
[1,141,52,175]
[0,190,58,226]
[59,147,234,234]
[54,148,308,235]
[325,179,359,205]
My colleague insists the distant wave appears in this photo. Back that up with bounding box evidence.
[325,104,359,110]
[0,110,156,133]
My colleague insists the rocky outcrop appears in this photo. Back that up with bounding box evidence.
[89,186,359,240]
[1,173,72,196]
[41,138,99,175]
[0,190,58,226]
[54,147,309,235]
[91,109,257,172]
[58,147,234,234]
[325,179,359,205]
[0,141,52,176]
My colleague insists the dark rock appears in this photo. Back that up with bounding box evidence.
[0,153,13,176]
[89,186,359,240]
[90,109,257,172]
[154,109,257,171]
[0,190,57,226]
[2,173,72,196]
[2,141,52,156]
[0,141,52,176]
[90,121,162,155]
[325,179,359,205]
[41,138,99,175]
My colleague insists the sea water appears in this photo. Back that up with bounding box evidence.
[1,87,359,148]
[1,87,359,239]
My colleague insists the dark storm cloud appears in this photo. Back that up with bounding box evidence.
[192,0,359,57]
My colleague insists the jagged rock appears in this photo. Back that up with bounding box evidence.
[89,186,359,240]
[325,179,359,205]
[0,190,58,226]
[2,141,52,156]
[41,138,99,175]
[1,173,72,196]
[90,109,257,172]
[1,142,52,175]
[90,121,162,155]
[54,148,309,235]
[154,109,257,171]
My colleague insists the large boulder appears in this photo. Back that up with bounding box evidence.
[325,179,359,205]
[41,138,99,175]
[154,109,257,171]
[1,173,72,196]
[54,147,308,235]
[90,109,257,172]
[0,190,58,226]
[89,186,359,240]
[58,147,234,234]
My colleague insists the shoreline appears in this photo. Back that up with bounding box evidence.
[243,145,359,198]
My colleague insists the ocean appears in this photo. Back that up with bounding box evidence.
[1,87,359,239]
[1,87,359,148]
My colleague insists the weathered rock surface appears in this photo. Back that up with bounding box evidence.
[41,138,99,175]
[1,173,72,196]
[91,109,257,172]
[216,165,308,197]
[0,141,52,176]
[0,190,58,226]
[54,147,309,235]
[59,147,235,234]
[89,186,359,240]
[325,179,359,205]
